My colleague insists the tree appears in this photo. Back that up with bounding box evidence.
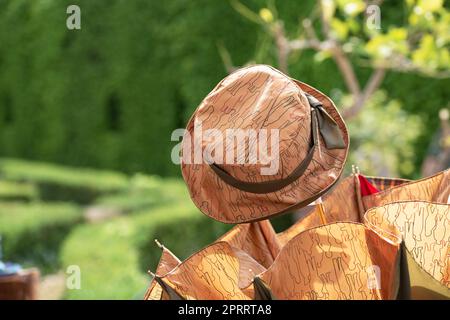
[224,0,450,175]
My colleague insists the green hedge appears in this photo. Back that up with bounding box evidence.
[60,176,207,299]
[60,215,148,300]
[134,208,232,275]
[0,180,38,202]
[0,158,129,203]
[93,174,185,214]
[60,203,207,299]
[136,207,293,274]
[61,196,293,299]
[0,202,83,273]
[0,0,444,177]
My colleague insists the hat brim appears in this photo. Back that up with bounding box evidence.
[181,79,349,223]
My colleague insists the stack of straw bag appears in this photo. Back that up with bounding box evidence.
[144,65,449,300]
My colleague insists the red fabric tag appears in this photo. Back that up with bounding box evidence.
[358,175,379,196]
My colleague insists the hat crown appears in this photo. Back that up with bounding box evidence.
[181,64,348,223]
[191,65,311,182]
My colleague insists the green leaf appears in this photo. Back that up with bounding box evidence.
[412,34,436,66]
[259,8,274,23]
[387,27,407,41]
[314,50,332,62]
[347,18,360,33]
[336,0,365,17]
[365,35,390,57]
[440,48,450,67]
[417,0,443,13]
[321,0,336,22]
[331,18,349,39]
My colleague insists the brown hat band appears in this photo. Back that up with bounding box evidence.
[210,108,318,194]
[209,93,346,194]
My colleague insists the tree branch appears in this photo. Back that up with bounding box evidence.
[272,22,290,74]
[421,109,450,176]
[330,45,362,97]
[217,41,237,73]
[292,17,363,99]
[343,67,386,119]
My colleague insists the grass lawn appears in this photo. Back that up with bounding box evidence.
[0,157,295,299]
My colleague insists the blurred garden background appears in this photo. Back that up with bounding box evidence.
[0,0,448,299]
